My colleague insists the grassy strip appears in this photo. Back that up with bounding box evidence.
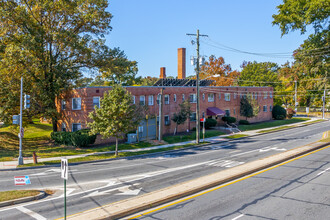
[163,130,225,144]
[18,142,210,168]
[0,190,40,202]
[302,119,325,125]
[257,126,294,133]
[224,134,248,139]
[238,118,310,132]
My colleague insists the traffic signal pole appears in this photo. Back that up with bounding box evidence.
[18,77,23,165]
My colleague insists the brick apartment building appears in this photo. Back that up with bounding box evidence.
[56,48,273,143]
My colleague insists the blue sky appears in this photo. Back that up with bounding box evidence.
[106,0,312,78]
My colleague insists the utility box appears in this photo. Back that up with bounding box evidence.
[127,133,137,144]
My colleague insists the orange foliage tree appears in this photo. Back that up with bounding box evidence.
[200,56,240,86]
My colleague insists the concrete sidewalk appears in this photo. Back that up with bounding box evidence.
[0,117,323,169]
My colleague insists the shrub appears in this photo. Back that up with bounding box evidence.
[222,116,236,124]
[272,105,286,120]
[71,129,97,148]
[51,129,96,148]
[239,120,250,125]
[286,108,296,119]
[202,118,217,129]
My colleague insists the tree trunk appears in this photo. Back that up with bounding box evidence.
[52,116,58,132]
[115,137,118,157]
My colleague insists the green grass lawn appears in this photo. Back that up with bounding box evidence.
[163,130,225,144]
[0,190,40,202]
[224,134,249,139]
[238,118,310,132]
[0,120,152,162]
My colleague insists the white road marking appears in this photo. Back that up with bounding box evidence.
[16,206,47,220]
[317,167,330,176]
[232,213,244,220]
[116,186,142,196]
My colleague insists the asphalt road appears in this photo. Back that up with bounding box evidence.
[130,145,330,220]
[0,121,329,220]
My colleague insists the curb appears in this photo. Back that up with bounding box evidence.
[1,119,327,171]
[67,141,330,220]
[0,191,46,208]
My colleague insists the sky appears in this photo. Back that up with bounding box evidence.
[106,0,313,79]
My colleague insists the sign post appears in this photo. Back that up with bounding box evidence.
[61,158,68,220]
[200,118,205,142]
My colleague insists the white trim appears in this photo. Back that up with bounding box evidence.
[93,96,100,109]
[72,98,81,110]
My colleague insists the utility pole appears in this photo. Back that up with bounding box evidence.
[158,88,164,141]
[322,75,327,119]
[294,80,297,112]
[187,29,208,144]
[18,77,24,165]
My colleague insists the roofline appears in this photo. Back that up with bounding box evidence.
[75,85,273,89]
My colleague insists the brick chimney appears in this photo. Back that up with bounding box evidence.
[160,67,166,79]
[178,48,186,79]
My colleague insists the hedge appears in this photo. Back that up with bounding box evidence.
[51,129,96,148]
[222,116,237,124]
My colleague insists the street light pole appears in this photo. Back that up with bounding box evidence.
[18,77,23,165]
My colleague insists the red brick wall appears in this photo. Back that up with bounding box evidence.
[57,86,273,143]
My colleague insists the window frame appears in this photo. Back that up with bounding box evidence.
[72,98,81,110]
[72,123,81,132]
[139,95,145,105]
[263,105,267,112]
[208,93,215,102]
[225,109,230,117]
[61,100,66,110]
[174,94,177,102]
[148,95,154,106]
[93,96,100,109]
[189,112,197,121]
[224,93,231,101]
[164,94,170,104]
[189,94,197,103]
[164,115,170,125]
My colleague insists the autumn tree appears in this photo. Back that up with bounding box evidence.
[88,86,144,156]
[200,56,240,86]
[0,0,137,131]
[171,100,191,135]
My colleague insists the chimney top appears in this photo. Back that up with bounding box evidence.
[160,67,166,79]
[178,48,186,79]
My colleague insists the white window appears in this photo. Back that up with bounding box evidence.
[93,97,100,109]
[225,109,230,117]
[219,93,221,100]
[148,95,154,105]
[270,105,273,112]
[233,108,236,115]
[61,123,66,132]
[234,93,237,99]
[202,93,205,101]
[189,94,197,103]
[174,94,177,102]
[132,95,135,104]
[255,92,258,100]
[208,93,214,102]
[263,105,267,112]
[138,126,143,132]
[190,112,196,121]
[140,95,145,105]
[164,95,169,104]
[270,91,273,98]
[264,92,267,99]
[182,94,185,101]
[164,115,170,125]
[72,98,81,110]
[72,123,81,132]
[61,100,66,110]
[225,93,231,101]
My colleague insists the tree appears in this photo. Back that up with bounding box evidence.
[272,0,329,36]
[240,94,259,120]
[0,0,136,131]
[171,100,191,135]
[88,86,144,156]
[200,56,240,86]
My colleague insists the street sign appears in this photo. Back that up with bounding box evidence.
[14,176,31,185]
[200,118,205,122]
[61,158,68,180]
[13,115,19,125]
